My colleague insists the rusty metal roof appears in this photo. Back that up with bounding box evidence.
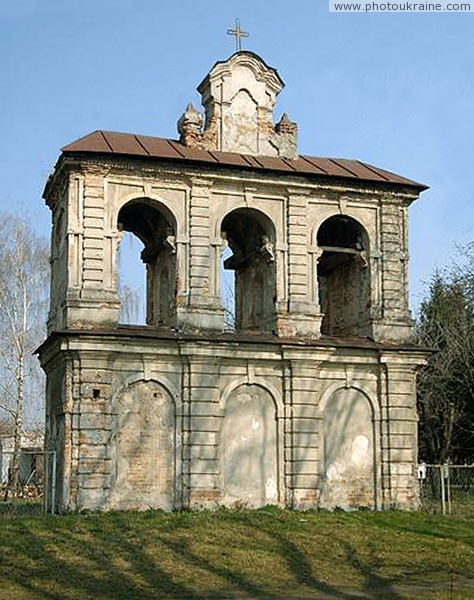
[61,130,428,191]
[36,325,431,355]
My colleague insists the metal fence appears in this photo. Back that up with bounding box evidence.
[418,464,474,517]
[0,450,56,517]
[1,454,472,518]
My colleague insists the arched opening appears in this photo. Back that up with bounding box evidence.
[320,387,376,509]
[221,208,276,333]
[220,384,278,507]
[117,199,177,327]
[108,380,176,510]
[317,215,370,337]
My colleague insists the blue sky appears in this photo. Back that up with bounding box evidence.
[1,0,473,311]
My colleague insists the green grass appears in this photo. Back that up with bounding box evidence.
[1,507,474,599]
[421,494,474,518]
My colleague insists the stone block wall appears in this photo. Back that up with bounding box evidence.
[40,333,425,513]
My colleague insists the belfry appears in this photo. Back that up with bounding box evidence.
[39,50,428,512]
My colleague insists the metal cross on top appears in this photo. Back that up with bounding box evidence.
[227,18,249,52]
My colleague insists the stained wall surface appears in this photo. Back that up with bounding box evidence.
[108,381,175,511]
[220,384,278,507]
[40,332,425,512]
[321,388,375,508]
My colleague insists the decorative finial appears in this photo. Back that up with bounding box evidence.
[177,102,203,147]
[227,18,249,52]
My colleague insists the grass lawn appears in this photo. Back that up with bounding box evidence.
[1,507,474,599]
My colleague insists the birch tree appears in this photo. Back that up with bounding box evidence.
[0,213,49,495]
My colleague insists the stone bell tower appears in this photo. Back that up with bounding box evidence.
[39,51,429,513]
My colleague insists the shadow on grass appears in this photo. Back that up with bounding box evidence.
[3,509,471,599]
[367,510,474,549]
[3,515,202,600]
[249,519,404,600]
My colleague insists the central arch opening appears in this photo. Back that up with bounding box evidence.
[221,208,276,333]
[117,199,177,327]
[317,215,370,337]
[220,384,278,507]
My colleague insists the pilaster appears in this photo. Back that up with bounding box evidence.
[276,189,321,337]
[178,178,224,331]
[183,355,221,508]
[379,352,428,509]
[65,169,120,328]
[373,200,413,342]
[284,357,322,509]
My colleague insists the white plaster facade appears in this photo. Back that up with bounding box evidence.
[38,52,429,512]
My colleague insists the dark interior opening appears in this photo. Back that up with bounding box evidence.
[221,208,276,333]
[317,215,370,337]
[117,199,177,327]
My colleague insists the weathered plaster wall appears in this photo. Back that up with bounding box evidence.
[220,384,278,507]
[320,387,375,509]
[39,334,424,513]
[108,380,176,511]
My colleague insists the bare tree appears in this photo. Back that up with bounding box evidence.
[117,231,146,324]
[417,265,474,463]
[0,213,49,495]
[220,244,236,331]
[118,284,145,324]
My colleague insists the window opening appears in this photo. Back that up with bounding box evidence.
[317,215,370,337]
[221,208,276,333]
[117,199,176,327]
